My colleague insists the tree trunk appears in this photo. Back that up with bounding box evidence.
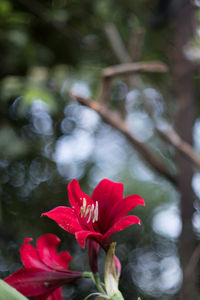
[172,1,197,298]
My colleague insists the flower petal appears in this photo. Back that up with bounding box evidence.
[48,288,62,300]
[34,288,62,300]
[103,215,141,240]
[42,207,82,234]
[5,268,81,297]
[20,238,48,270]
[75,230,103,248]
[68,179,94,216]
[114,256,121,277]
[92,179,123,207]
[34,294,48,300]
[91,179,124,233]
[37,234,72,271]
[110,195,145,224]
[4,268,58,297]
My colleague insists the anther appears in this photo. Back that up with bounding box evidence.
[82,198,86,209]
[87,204,94,223]
[80,198,87,217]
[80,198,99,224]
[84,205,91,217]
[80,206,85,217]
[93,201,98,222]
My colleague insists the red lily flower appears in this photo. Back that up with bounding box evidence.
[4,234,82,300]
[43,179,145,249]
[43,179,145,250]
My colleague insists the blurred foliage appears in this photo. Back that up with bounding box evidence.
[0,0,200,299]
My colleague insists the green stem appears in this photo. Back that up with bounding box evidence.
[83,272,106,295]
[108,291,124,300]
[93,273,106,294]
[82,272,124,299]
[82,271,93,279]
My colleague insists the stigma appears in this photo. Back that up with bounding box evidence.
[80,198,98,223]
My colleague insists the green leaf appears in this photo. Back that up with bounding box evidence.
[0,280,28,300]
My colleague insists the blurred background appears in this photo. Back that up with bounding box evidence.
[0,0,200,299]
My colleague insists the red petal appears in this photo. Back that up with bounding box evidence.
[37,234,72,271]
[5,268,57,297]
[68,179,94,216]
[42,207,82,234]
[35,288,62,300]
[114,256,121,277]
[48,288,62,300]
[110,195,145,224]
[5,268,81,297]
[20,238,48,270]
[92,179,123,206]
[103,215,141,240]
[34,295,47,300]
[34,294,48,300]
[75,230,103,248]
[91,179,124,233]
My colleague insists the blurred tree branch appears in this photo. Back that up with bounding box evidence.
[103,23,131,64]
[143,93,200,170]
[102,61,168,78]
[101,22,167,114]
[71,92,200,182]
[71,93,176,185]
[101,22,131,108]
[128,27,145,61]
[100,60,168,112]
[156,126,200,170]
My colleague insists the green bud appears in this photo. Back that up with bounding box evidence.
[108,291,124,300]
[104,243,124,300]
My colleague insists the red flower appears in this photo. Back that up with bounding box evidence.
[43,179,145,249]
[4,234,82,300]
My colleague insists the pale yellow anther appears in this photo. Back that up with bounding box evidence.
[82,198,86,209]
[80,197,87,218]
[80,206,85,217]
[84,205,91,217]
[87,204,94,223]
[93,201,98,222]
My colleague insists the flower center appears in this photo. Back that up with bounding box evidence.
[80,198,98,223]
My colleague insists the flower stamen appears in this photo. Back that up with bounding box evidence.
[87,204,94,223]
[80,199,98,223]
[80,198,87,217]
[84,205,91,217]
[93,201,98,223]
